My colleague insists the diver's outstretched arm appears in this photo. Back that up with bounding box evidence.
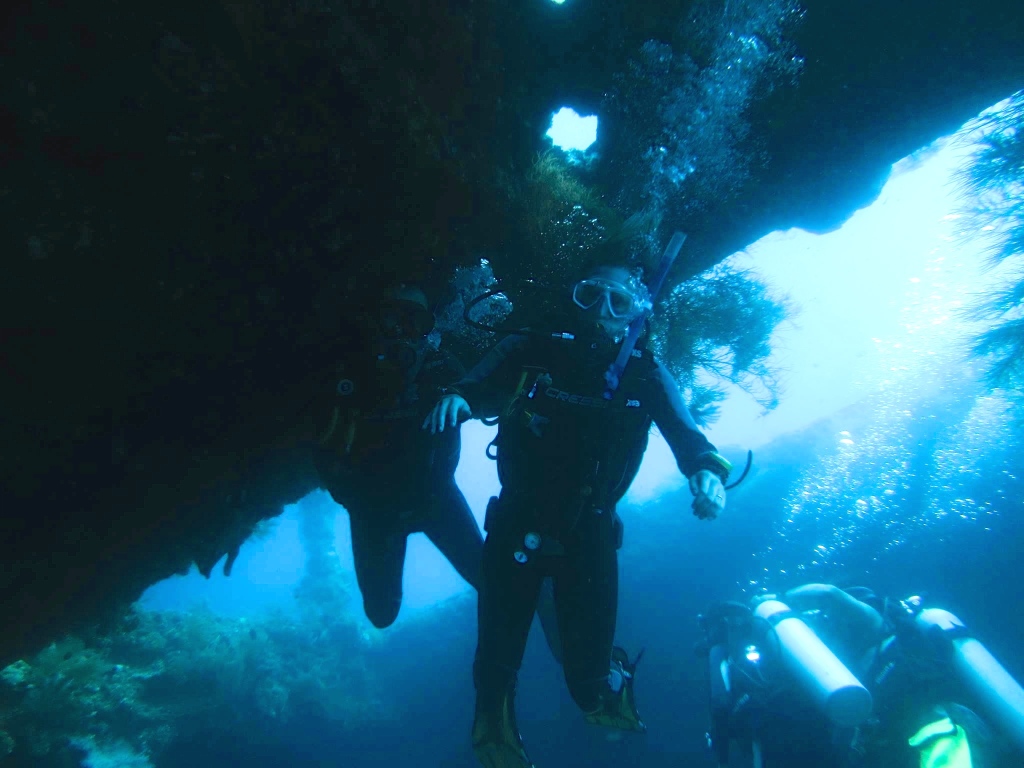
[784,583,886,644]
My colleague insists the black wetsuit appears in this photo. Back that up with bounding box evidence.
[313,337,480,628]
[450,329,728,717]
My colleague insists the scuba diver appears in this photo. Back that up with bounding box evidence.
[699,583,1024,767]
[311,281,564,659]
[423,244,734,768]
[311,282,483,628]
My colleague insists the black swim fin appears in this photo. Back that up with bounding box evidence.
[584,646,647,733]
[472,688,535,768]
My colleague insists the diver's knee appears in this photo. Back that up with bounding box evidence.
[565,672,605,713]
[363,596,401,629]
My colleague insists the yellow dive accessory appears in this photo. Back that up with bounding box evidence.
[583,647,647,733]
[908,717,973,768]
[705,451,733,474]
[472,689,535,768]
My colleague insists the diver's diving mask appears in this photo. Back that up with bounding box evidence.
[571,278,651,319]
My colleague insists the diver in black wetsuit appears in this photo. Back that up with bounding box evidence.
[311,283,482,628]
[423,263,733,768]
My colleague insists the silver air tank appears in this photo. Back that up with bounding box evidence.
[754,599,873,727]
[916,608,1024,753]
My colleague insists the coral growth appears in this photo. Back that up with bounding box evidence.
[652,261,791,422]
[956,90,1024,397]
[0,591,383,765]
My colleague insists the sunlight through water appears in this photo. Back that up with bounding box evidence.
[545,106,598,152]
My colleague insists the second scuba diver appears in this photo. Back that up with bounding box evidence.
[699,582,1024,767]
[311,281,562,665]
[424,251,734,768]
[312,283,483,628]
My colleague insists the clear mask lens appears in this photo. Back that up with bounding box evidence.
[572,279,638,318]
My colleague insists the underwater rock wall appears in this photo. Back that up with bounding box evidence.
[1,0,1022,666]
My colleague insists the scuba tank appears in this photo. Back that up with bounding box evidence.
[754,599,874,728]
[915,607,1024,753]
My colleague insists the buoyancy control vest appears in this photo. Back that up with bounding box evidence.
[493,334,658,514]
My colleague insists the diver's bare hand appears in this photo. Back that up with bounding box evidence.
[422,394,471,434]
[689,470,726,520]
